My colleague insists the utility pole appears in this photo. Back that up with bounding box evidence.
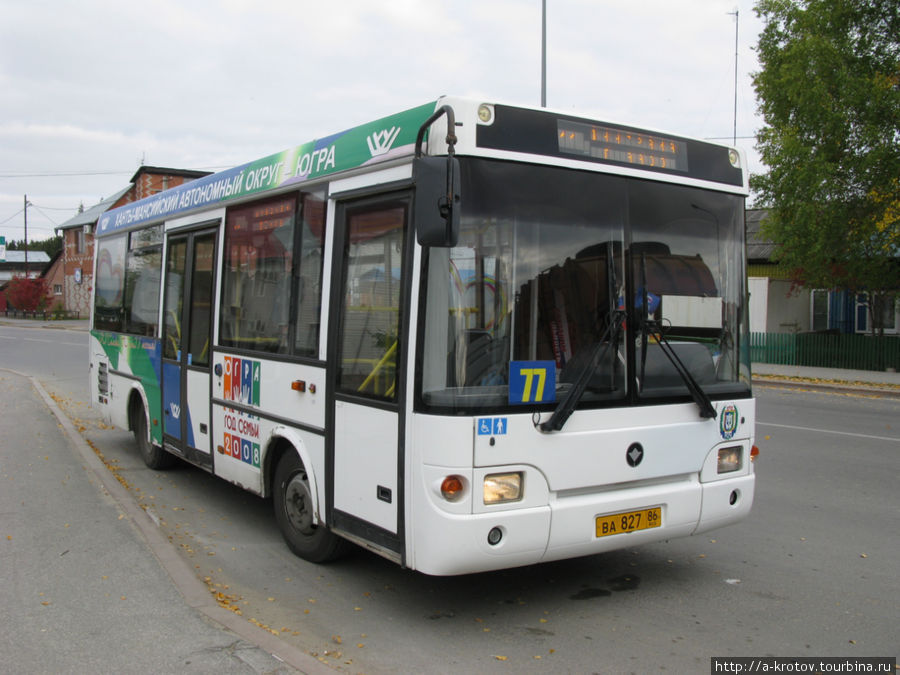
[541,0,547,107]
[23,194,29,275]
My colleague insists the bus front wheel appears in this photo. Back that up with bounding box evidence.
[273,452,347,563]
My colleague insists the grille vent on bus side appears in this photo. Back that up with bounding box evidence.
[97,361,109,397]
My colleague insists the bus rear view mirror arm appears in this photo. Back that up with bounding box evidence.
[414,105,460,248]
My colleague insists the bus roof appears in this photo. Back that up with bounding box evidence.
[97,96,747,237]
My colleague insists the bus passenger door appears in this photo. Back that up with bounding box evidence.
[328,194,410,562]
[161,226,218,469]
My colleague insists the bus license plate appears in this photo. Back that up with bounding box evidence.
[595,507,662,538]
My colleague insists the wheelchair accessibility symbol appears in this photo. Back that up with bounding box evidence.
[477,417,508,436]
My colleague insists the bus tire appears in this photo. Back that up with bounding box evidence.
[131,399,175,470]
[273,451,347,563]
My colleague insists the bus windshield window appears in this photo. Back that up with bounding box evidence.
[629,181,747,400]
[419,159,749,413]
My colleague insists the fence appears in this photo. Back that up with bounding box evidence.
[750,332,900,371]
[3,308,81,320]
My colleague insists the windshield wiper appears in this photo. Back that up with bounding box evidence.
[541,245,623,433]
[638,254,717,420]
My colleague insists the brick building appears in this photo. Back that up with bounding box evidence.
[56,166,210,317]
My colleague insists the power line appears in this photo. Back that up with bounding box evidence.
[0,169,132,178]
[30,204,61,227]
[0,208,24,225]
[0,165,229,179]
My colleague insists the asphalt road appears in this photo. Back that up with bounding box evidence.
[2,323,898,673]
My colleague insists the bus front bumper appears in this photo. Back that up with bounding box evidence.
[411,471,754,576]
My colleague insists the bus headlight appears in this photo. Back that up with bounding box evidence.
[483,472,522,504]
[717,446,742,474]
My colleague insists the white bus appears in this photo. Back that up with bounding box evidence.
[90,97,757,575]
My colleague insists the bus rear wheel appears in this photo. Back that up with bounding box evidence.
[131,400,174,470]
[273,451,347,563]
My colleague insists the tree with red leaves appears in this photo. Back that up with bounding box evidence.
[5,276,51,312]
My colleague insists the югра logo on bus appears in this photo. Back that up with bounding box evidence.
[223,356,261,406]
[367,126,402,157]
[222,356,262,469]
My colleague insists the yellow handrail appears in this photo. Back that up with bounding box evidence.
[358,340,398,394]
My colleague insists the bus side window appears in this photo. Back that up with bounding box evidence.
[220,195,296,354]
[293,191,326,357]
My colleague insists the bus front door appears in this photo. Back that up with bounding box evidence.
[328,194,411,562]
[161,226,218,469]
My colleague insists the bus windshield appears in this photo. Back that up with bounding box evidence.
[419,158,750,413]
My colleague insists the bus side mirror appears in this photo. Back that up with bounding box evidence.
[414,155,460,248]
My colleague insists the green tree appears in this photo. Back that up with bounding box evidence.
[6,235,63,258]
[751,0,900,335]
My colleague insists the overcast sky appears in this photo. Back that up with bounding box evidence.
[0,0,765,245]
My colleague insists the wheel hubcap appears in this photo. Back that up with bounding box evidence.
[284,472,315,534]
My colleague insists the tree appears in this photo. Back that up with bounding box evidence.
[6,235,63,258]
[751,0,900,335]
[5,276,51,312]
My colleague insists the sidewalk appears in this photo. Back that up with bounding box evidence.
[0,316,91,332]
[752,362,900,396]
[0,369,328,674]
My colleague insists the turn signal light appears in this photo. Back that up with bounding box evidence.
[440,475,465,501]
[750,445,760,462]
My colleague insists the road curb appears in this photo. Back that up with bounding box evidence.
[24,371,333,675]
[752,377,900,398]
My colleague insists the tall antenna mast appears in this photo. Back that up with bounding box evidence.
[729,8,739,145]
[541,0,547,107]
